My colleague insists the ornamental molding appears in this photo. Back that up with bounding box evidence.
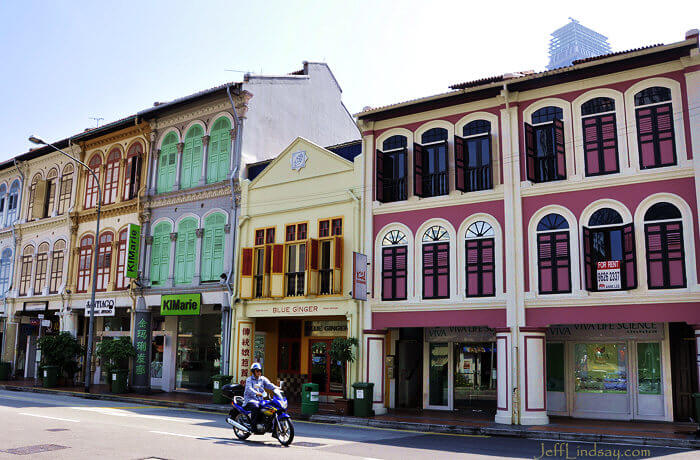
[152,101,233,131]
[15,215,72,233]
[146,182,232,209]
[76,201,139,223]
[81,123,151,151]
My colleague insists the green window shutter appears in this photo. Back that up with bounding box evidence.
[201,229,213,281]
[175,234,186,284]
[181,140,193,189]
[185,229,196,282]
[175,218,196,284]
[182,125,204,189]
[207,131,220,184]
[201,212,226,281]
[212,227,225,279]
[208,118,231,184]
[158,133,178,193]
[150,222,172,284]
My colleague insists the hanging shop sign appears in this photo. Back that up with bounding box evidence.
[596,261,621,290]
[352,252,368,301]
[547,322,664,340]
[424,326,496,343]
[160,293,201,316]
[85,299,115,317]
[126,223,141,279]
[304,320,348,337]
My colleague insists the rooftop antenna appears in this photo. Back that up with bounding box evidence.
[89,117,104,128]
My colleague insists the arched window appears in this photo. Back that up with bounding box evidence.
[525,106,565,183]
[115,229,128,290]
[644,202,686,289]
[123,143,143,201]
[465,221,495,297]
[201,213,226,282]
[77,235,94,293]
[456,121,492,192]
[45,168,58,216]
[50,240,65,294]
[150,222,172,285]
[583,207,636,291]
[422,225,449,299]
[416,128,448,198]
[19,245,34,296]
[33,242,49,294]
[376,135,408,203]
[181,125,204,190]
[158,133,178,193]
[57,164,73,215]
[96,232,113,292]
[536,214,571,294]
[634,86,676,169]
[208,117,231,184]
[7,180,20,225]
[175,218,197,284]
[103,149,121,205]
[381,230,408,300]
[84,154,102,209]
[0,184,6,226]
[581,97,619,176]
[26,173,42,220]
[0,248,12,296]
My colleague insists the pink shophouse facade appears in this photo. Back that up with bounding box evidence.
[357,30,700,425]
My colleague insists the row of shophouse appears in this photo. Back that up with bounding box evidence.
[1,30,700,426]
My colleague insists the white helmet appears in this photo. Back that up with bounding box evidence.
[251,362,262,372]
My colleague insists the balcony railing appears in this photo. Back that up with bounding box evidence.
[533,156,562,183]
[286,272,305,296]
[382,177,407,202]
[254,275,264,298]
[465,165,492,192]
[423,171,448,197]
[319,269,333,295]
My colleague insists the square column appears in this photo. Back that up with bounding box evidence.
[495,328,514,424]
[363,329,387,415]
[518,327,549,425]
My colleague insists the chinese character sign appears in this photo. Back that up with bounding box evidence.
[352,252,368,301]
[236,321,255,382]
[132,311,151,390]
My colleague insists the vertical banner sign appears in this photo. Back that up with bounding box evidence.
[236,321,254,383]
[132,311,151,392]
[352,252,368,301]
[126,223,141,279]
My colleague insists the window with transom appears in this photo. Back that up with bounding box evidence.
[634,87,676,169]
[201,213,226,282]
[536,214,571,294]
[181,125,204,190]
[19,245,33,296]
[57,164,73,215]
[581,97,619,176]
[150,222,171,285]
[158,133,178,193]
[96,232,113,291]
[382,230,408,301]
[415,128,449,198]
[123,143,143,201]
[103,148,121,205]
[465,221,495,297]
[208,117,231,184]
[644,202,686,289]
[456,121,492,192]
[115,230,128,290]
[175,218,197,285]
[525,106,565,183]
[45,169,58,217]
[34,243,49,294]
[77,235,94,293]
[50,240,65,294]
[84,155,102,209]
[26,174,41,220]
[422,226,449,299]
[0,248,12,296]
[285,223,308,296]
[376,135,408,203]
[6,181,20,225]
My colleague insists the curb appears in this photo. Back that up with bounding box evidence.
[3,384,698,449]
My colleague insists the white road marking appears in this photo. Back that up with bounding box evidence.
[149,430,202,438]
[71,406,202,423]
[19,412,79,422]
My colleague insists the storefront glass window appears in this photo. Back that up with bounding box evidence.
[637,342,662,395]
[574,342,627,393]
[454,342,496,409]
[103,313,130,332]
[546,342,565,392]
[176,315,221,391]
[429,343,448,406]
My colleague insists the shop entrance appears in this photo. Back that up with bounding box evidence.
[175,314,221,391]
[669,323,698,421]
[396,339,422,409]
[309,339,343,395]
[453,342,496,410]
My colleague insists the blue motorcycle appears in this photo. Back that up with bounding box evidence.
[221,383,295,446]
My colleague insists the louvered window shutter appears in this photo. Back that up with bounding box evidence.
[306,238,319,295]
[240,247,254,299]
[333,236,343,294]
[583,117,601,175]
[553,119,566,179]
[191,138,202,186]
[32,180,47,219]
[175,233,186,284]
[413,143,424,197]
[218,131,231,182]
[150,237,160,283]
[582,227,594,291]
[185,229,196,283]
[524,122,537,182]
[621,223,637,290]
[181,141,193,189]
[599,115,619,173]
[201,227,213,281]
[423,244,435,298]
[270,243,284,297]
[636,103,677,169]
[554,232,571,293]
[654,104,676,166]
[207,132,219,183]
[454,136,466,192]
[436,243,450,298]
[212,226,225,281]
[375,149,385,202]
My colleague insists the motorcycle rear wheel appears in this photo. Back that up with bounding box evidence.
[232,414,251,440]
[276,418,294,446]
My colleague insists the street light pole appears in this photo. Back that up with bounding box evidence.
[29,136,102,393]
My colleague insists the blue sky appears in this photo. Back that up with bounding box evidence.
[0,0,695,161]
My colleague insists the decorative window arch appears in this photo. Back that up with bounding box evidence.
[535,214,571,294]
[175,218,198,284]
[181,125,204,189]
[77,234,94,293]
[201,213,226,282]
[150,221,172,285]
[84,154,102,209]
[643,202,686,289]
[34,242,50,294]
[381,229,408,300]
[115,229,128,290]
[7,180,20,225]
[96,231,113,292]
[455,120,493,192]
[464,221,495,297]
[582,206,636,291]
[103,148,121,205]
[376,134,408,203]
[19,245,34,295]
[26,173,42,219]
[422,225,449,299]
[157,132,178,193]
[415,128,449,198]
[208,117,231,184]
[50,239,66,294]
[579,97,620,176]
[0,247,12,296]
[123,142,143,201]
[634,86,676,169]
[58,164,73,215]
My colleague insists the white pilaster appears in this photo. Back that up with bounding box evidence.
[518,327,549,425]
[363,329,387,415]
[495,328,514,424]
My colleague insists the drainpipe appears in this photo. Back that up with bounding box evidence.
[5,159,25,370]
[223,84,243,376]
[347,188,361,387]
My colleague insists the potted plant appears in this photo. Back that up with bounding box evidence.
[329,337,358,416]
[37,332,83,388]
[96,337,136,393]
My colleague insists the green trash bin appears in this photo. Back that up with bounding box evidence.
[352,382,374,417]
[212,375,233,404]
[301,382,319,415]
[42,365,59,388]
[0,362,11,380]
[692,393,700,425]
[111,369,128,393]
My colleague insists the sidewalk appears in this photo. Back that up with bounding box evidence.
[1,380,697,449]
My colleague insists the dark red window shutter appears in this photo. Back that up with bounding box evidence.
[524,122,537,182]
[645,222,685,289]
[621,223,637,289]
[375,149,385,202]
[382,246,407,300]
[654,104,676,166]
[636,103,676,169]
[583,115,619,176]
[537,234,554,293]
[553,118,566,179]
[272,244,284,273]
[583,117,601,175]
[465,238,495,297]
[241,247,253,277]
[599,115,619,173]
[454,136,466,192]
[413,143,424,197]
[308,238,319,271]
[582,227,594,291]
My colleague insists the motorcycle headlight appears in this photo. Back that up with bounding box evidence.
[281,399,287,409]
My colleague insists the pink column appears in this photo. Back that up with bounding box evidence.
[495,328,513,424]
[519,327,549,425]
[364,329,387,415]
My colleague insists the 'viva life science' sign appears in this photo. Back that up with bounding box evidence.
[160,294,201,316]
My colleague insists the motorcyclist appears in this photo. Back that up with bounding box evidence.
[243,362,278,433]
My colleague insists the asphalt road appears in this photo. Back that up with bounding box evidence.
[0,390,694,460]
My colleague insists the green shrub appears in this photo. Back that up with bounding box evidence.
[37,332,83,378]
[96,337,136,374]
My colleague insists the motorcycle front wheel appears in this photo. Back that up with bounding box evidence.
[276,418,294,446]
[232,414,251,440]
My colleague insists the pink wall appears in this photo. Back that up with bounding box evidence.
[373,308,506,329]
[521,177,699,292]
[527,302,700,327]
